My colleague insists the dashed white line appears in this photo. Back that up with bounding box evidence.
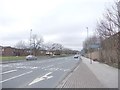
[0,70,17,75]
[0,71,33,83]
[2,65,11,68]
[41,65,53,69]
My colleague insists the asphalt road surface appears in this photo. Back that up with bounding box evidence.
[0,56,80,88]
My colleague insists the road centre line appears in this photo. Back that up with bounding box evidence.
[0,71,33,83]
[0,70,17,75]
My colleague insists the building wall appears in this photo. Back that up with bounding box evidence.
[0,46,2,56]
[2,47,15,56]
[33,50,47,56]
[2,47,29,56]
[15,49,28,56]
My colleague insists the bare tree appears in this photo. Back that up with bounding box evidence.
[14,40,28,56]
[45,42,63,51]
[44,42,63,55]
[51,43,63,51]
[95,1,120,67]
[62,48,78,55]
[83,35,100,53]
[105,1,120,29]
[96,1,120,39]
[31,34,44,56]
[15,40,27,49]
[44,42,53,51]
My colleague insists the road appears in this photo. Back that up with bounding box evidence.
[0,56,80,88]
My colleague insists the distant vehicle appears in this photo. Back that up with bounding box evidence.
[74,54,79,58]
[26,55,37,60]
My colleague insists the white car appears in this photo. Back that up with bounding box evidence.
[26,55,37,60]
[74,54,79,58]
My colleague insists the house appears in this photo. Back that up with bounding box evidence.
[2,46,29,56]
[0,46,2,55]
[2,46,16,56]
[46,51,53,55]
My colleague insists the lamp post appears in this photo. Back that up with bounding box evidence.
[118,1,120,31]
[86,27,92,64]
[30,29,32,55]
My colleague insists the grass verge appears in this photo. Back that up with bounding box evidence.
[0,56,25,61]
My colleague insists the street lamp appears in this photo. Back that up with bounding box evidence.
[118,1,120,31]
[30,29,32,55]
[86,27,92,64]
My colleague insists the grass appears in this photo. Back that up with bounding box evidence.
[0,54,72,61]
[50,54,71,58]
[0,56,25,61]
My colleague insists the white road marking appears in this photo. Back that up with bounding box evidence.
[0,70,17,75]
[64,69,70,72]
[16,66,38,69]
[31,67,38,69]
[49,68,59,71]
[46,68,70,72]
[13,63,23,66]
[29,72,53,85]
[41,65,53,69]
[0,71,32,83]
[59,69,62,70]
[16,66,26,69]
[2,65,11,68]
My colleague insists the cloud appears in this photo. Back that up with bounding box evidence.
[0,0,114,50]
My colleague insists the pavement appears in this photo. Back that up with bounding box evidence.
[57,56,118,89]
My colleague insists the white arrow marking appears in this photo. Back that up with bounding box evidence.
[29,72,53,85]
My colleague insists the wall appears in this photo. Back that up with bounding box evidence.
[2,47,15,56]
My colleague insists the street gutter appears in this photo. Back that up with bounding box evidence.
[56,59,81,88]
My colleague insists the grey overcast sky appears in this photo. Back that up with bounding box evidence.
[0,0,114,50]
